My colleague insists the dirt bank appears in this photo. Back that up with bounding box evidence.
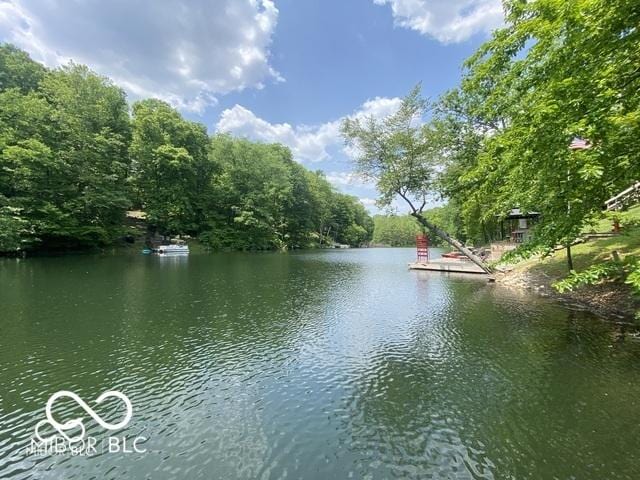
[495,267,639,322]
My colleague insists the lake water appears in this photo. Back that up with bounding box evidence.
[1,248,639,479]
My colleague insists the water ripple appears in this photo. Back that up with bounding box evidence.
[1,249,640,479]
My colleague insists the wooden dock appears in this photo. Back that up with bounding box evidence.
[408,259,488,274]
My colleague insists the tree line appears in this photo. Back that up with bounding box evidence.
[373,204,465,247]
[0,44,373,253]
[342,0,639,281]
[435,0,639,266]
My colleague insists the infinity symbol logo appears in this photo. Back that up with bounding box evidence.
[34,390,133,444]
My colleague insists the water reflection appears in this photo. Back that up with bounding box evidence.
[1,249,639,479]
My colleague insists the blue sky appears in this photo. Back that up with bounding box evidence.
[219,0,484,125]
[0,0,503,212]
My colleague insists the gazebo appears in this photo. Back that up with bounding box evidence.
[497,209,540,244]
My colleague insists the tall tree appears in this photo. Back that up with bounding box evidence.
[0,44,45,93]
[437,0,640,269]
[204,135,373,250]
[1,54,131,250]
[130,99,210,236]
[341,85,491,271]
[0,44,374,253]
[372,215,422,247]
[205,135,296,250]
[39,64,132,245]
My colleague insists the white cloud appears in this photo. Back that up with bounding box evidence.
[359,197,378,207]
[215,105,339,162]
[355,96,404,120]
[373,0,503,43]
[215,96,402,163]
[0,0,280,113]
[325,171,368,187]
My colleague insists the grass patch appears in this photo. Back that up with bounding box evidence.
[583,205,640,234]
[513,222,640,281]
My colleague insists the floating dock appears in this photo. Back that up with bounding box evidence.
[408,259,487,274]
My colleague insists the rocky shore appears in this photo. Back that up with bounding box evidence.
[495,267,639,323]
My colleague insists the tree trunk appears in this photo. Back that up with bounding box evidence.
[410,212,492,273]
[566,244,573,271]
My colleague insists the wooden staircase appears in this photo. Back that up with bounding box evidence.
[605,181,640,211]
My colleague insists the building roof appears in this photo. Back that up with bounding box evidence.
[503,208,540,220]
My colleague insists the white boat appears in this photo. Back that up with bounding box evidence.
[156,244,189,255]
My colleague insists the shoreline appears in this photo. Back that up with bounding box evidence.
[4,243,637,322]
[495,267,639,323]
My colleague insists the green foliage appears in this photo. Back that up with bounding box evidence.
[204,135,298,249]
[0,44,373,253]
[341,84,491,272]
[341,84,435,211]
[499,243,549,265]
[553,261,624,293]
[626,264,640,293]
[435,0,640,254]
[0,49,131,251]
[372,203,465,247]
[422,203,467,246]
[373,215,422,246]
[203,135,372,250]
[553,258,640,295]
[0,205,31,251]
[0,44,45,93]
[130,99,210,235]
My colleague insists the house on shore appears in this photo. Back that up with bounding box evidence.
[489,209,540,260]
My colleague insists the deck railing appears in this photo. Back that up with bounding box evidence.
[605,181,640,211]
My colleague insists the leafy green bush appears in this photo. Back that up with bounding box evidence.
[499,243,549,265]
[552,257,640,295]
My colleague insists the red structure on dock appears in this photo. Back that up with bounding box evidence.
[415,234,429,263]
